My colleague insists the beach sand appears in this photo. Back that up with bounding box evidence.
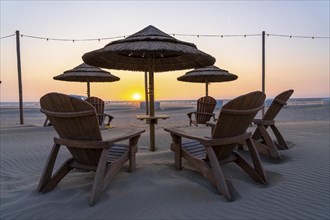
[1,104,329,219]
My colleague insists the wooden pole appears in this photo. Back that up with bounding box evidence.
[205,81,209,96]
[144,71,149,115]
[149,69,155,151]
[16,30,24,125]
[262,31,266,117]
[87,81,90,98]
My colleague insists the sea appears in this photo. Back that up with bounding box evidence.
[1,97,329,109]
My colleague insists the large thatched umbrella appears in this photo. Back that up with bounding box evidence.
[177,65,238,96]
[82,25,215,151]
[53,63,120,97]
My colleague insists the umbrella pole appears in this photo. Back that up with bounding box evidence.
[145,71,149,115]
[87,81,90,98]
[149,70,155,151]
[205,82,209,96]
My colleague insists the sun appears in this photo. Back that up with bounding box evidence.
[132,93,142,101]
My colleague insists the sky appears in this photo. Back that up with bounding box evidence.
[1,0,329,102]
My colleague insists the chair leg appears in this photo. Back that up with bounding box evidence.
[170,134,182,170]
[89,149,108,206]
[38,144,73,193]
[40,159,73,193]
[241,138,267,184]
[270,125,288,150]
[252,126,262,140]
[252,140,270,156]
[90,147,133,206]
[128,135,140,172]
[205,147,233,201]
[259,126,281,159]
[43,117,49,127]
[171,143,182,170]
[107,116,114,126]
[187,113,192,126]
[128,146,136,172]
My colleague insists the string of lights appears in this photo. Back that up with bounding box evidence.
[267,33,329,39]
[1,32,329,41]
[0,33,16,39]
[170,33,262,38]
[19,34,127,42]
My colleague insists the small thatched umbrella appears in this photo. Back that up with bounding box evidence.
[177,65,238,96]
[83,25,215,151]
[53,63,120,97]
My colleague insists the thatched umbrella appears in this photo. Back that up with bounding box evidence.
[82,25,215,151]
[53,63,120,97]
[177,65,238,96]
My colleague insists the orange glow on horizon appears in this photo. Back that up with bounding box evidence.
[0,2,329,102]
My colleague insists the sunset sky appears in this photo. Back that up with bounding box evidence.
[1,1,329,102]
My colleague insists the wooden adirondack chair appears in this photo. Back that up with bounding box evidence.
[187,96,217,126]
[38,92,145,206]
[252,89,294,160]
[165,91,267,201]
[85,96,114,129]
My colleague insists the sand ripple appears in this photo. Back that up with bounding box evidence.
[1,116,329,219]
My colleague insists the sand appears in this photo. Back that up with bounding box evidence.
[0,104,329,219]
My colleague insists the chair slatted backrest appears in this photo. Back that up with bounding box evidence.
[212,91,265,159]
[40,93,103,166]
[85,96,105,126]
[263,89,294,120]
[196,96,217,124]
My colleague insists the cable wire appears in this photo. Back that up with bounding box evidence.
[1,32,329,41]
[0,34,16,39]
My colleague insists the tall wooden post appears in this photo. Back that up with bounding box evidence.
[205,81,209,96]
[16,30,24,124]
[87,81,90,98]
[149,70,155,151]
[262,31,266,117]
[144,71,149,115]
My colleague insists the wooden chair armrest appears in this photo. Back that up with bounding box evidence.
[164,127,251,146]
[196,112,215,116]
[54,129,145,150]
[98,113,114,125]
[187,111,196,117]
[54,137,112,149]
[205,133,251,146]
[187,112,197,126]
[101,113,114,119]
[165,127,210,142]
[105,129,145,143]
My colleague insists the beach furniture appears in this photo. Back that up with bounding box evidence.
[177,65,238,96]
[38,92,145,206]
[43,95,88,127]
[83,25,215,152]
[165,91,267,201]
[85,96,114,129]
[53,63,120,98]
[187,96,217,126]
[252,89,294,159]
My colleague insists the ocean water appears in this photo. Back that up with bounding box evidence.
[0,97,329,109]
